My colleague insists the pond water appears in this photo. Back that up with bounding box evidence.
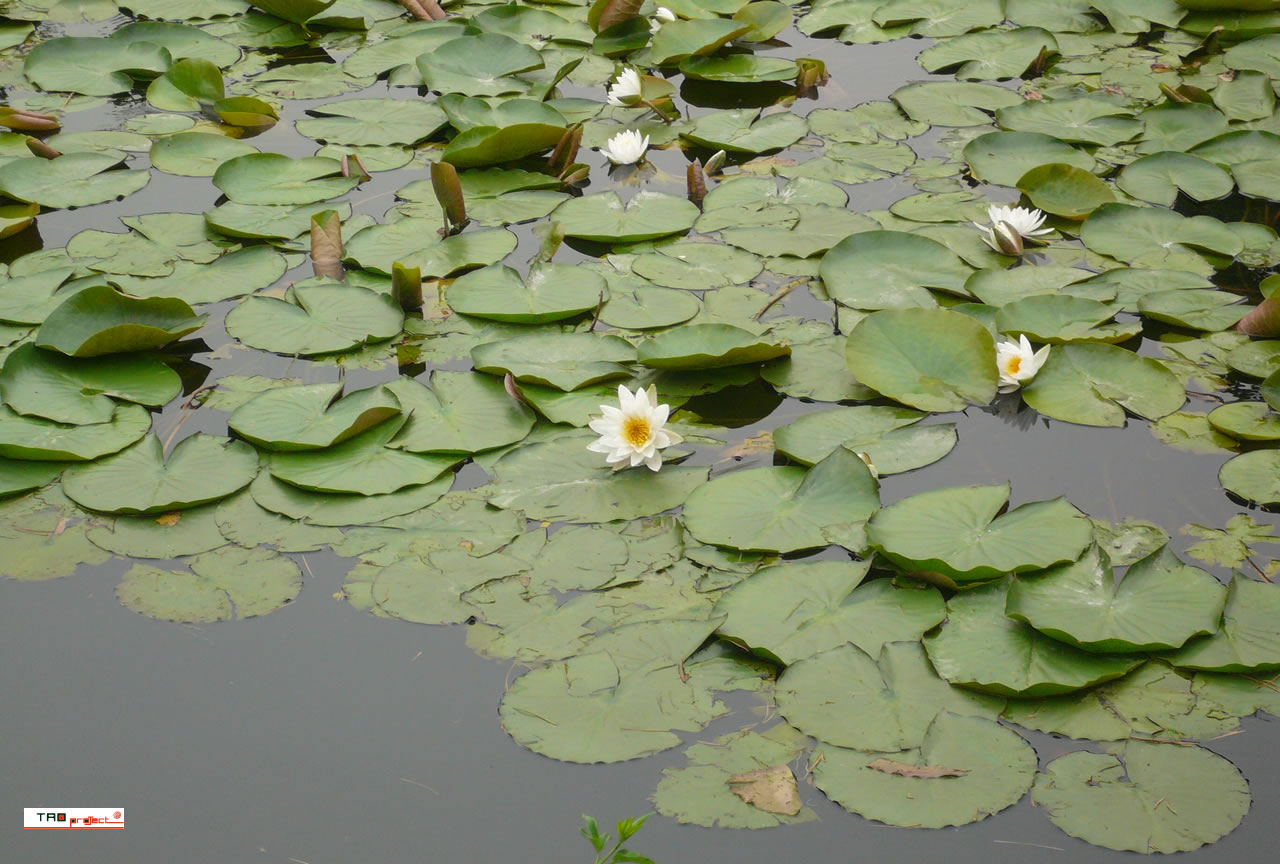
[3,3,1280,863]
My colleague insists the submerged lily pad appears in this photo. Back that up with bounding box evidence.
[116,547,301,623]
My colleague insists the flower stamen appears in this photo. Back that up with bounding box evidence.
[623,417,651,448]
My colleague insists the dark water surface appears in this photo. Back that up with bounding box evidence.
[3,18,1280,864]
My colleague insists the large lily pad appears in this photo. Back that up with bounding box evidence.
[1022,343,1185,427]
[224,283,403,356]
[62,434,258,514]
[683,446,879,553]
[1032,741,1249,854]
[771,405,955,474]
[117,547,301,623]
[471,332,635,391]
[1006,545,1226,653]
[417,33,543,96]
[1167,574,1280,672]
[681,109,808,154]
[553,191,699,243]
[385,373,535,455]
[636,324,789,370]
[0,343,181,425]
[228,382,401,451]
[868,484,1093,585]
[447,262,605,323]
[35,285,204,357]
[212,154,359,205]
[0,402,150,462]
[811,712,1037,829]
[714,561,944,664]
[0,153,150,209]
[1079,203,1244,263]
[822,230,973,308]
[845,308,996,412]
[925,578,1145,697]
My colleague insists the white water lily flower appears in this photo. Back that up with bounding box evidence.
[974,204,1052,255]
[587,384,682,471]
[606,68,643,106]
[996,334,1051,393]
[601,129,649,165]
[650,6,676,33]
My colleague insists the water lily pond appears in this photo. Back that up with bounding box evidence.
[4,0,1280,861]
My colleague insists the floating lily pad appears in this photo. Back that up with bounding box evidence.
[150,131,258,177]
[111,247,288,305]
[553,191,699,243]
[0,402,150,462]
[344,219,517,277]
[295,98,448,147]
[1167,574,1280,672]
[845,308,996,412]
[249,470,451,527]
[715,560,943,665]
[1117,152,1235,206]
[650,18,751,64]
[225,283,403,356]
[1139,289,1250,331]
[1006,545,1226,653]
[683,446,879,553]
[0,153,150,209]
[472,332,635,391]
[1032,741,1249,854]
[268,415,459,496]
[228,382,400,451]
[212,153,358,205]
[811,712,1037,829]
[822,230,973,308]
[0,487,109,580]
[117,547,301,623]
[1022,343,1186,427]
[447,262,605,324]
[1016,162,1115,220]
[682,109,808,154]
[34,285,204,358]
[1079,203,1243,263]
[1208,401,1280,441]
[0,457,66,498]
[964,131,1096,187]
[385,372,535,455]
[772,405,955,474]
[417,33,543,96]
[924,578,1145,697]
[0,343,181,426]
[868,484,1093,585]
[62,434,258,514]
[87,504,228,559]
[636,324,789,371]
[995,295,1139,344]
[486,433,707,523]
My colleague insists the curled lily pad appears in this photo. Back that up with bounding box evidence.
[0,402,150,461]
[62,434,258,514]
[683,446,879,554]
[249,471,451,527]
[268,416,460,496]
[636,324,789,370]
[0,343,181,425]
[1032,741,1249,854]
[869,483,1093,584]
[715,560,944,664]
[35,285,205,357]
[472,332,635,391]
[0,457,66,498]
[228,382,401,451]
[924,578,1144,697]
[1006,545,1226,653]
[1167,573,1280,672]
[1016,163,1115,220]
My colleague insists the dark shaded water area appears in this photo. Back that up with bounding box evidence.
[3,16,1280,864]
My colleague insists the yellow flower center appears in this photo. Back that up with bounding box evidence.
[623,416,651,448]
[1006,356,1022,375]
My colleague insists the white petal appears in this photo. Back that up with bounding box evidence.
[644,452,663,471]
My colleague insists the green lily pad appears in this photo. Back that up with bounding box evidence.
[995,295,1139,344]
[225,283,404,356]
[893,81,1022,127]
[653,725,816,829]
[869,484,1093,585]
[924,578,1145,697]
[417,33,543,96]
[1016,162,1115,220]
[1139,289,1250,331]
[1006,544,1226,653]
[385,372,535,455]
[35,285,204,358]
[683,446,879,553]
[472,332,635,391]
[0,487,109,580]
[295,98,448,147]
[61,433,256,515]
[204,200,353,240]
[344,219,517,277]
[438,96,567,168]
[116,547,301,623]
[811,712,1037,829]
[679,54,799,82]
[1022,343,1186,427]
[720,204,877,258]
[0,153,150,209]
[919,25,1056,79]
[1116,152,1235,206]
[996,96,1141,147]
[486,433,707,523]
[1167,573,1280,672]
[24,35,173,96]
[631,242,762,291]
[715,561,944,664]
[681,109,808,154]
[212,153,359,205]
[0,343,181,425]
[822,231,973,308]
[268,415,459,496]
[150,131,258,177]
[1208,401,1280,440]
[249,470,451,527]
[228,382,400,451]
[649,18,751,64]
[1032,741,1249,854]
[0,457,66,498]
[87,504,228,559]
[553,191,699,243]
[0,402,150,461]
[845,308,996,412]
[110,247,288,305]
[964,131,1096,187]
[1079,203,1243,263]
[636,324,789,371]
[447,262,605,323]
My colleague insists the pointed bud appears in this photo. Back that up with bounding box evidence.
[992,221,1024,256]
